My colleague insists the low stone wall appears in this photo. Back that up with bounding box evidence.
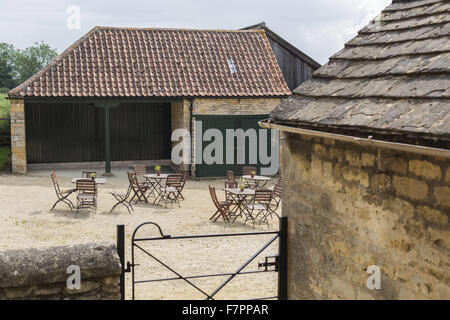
[282,133,449,299]
[0,243,121,300]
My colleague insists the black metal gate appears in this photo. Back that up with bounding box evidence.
[117,217,287,300]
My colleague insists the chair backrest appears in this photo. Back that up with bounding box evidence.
[51,171,60,193]
[133,164,147,177]
[254,189,272,204]
[226,170,235,182]
[166,174,183,187]
[179,171,188,189]
[127,170,139,188]
[224,181,238,188]
[209,185,221,210]
[76,179,97,194]
[242,166,257,176]
[277,176,283,187]
[273,183,283,198]
[82,171,96,178]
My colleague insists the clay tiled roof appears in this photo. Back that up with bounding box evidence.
[271,0,450,147]
[9,27,290,98]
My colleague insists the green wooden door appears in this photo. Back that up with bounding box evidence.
[194,114,271,178]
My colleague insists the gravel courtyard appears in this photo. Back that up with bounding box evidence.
[0,169,280,300]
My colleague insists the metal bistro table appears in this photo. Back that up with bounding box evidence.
[242,175,271,189]
[144,173,169,202]
[223,187,255,222]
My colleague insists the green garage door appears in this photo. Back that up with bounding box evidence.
[194,114,273,178]
[25,102,171,163]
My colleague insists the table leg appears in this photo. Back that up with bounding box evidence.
[145,178,158,198]
[152,178,166,204]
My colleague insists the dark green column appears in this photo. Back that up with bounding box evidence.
[104,106,111,174]
[95,101,119,176]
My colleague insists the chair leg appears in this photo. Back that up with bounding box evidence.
[50,200,59,212]
[110,201,120,213]
[62,198,74,210]
[51,195,73,212]
[172,192,181,208]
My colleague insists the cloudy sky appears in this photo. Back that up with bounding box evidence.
[0,0,390,64]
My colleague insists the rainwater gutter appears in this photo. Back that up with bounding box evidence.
[259,119,450,159]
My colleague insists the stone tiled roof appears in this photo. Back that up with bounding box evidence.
[271,0,450,146]
[9,27,290,98]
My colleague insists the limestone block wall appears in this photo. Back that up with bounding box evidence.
[10,98,26,174]
[282,133,449,300]
[191,98,283,115]
[0,243,121,300]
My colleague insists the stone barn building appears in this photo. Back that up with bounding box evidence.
[261,0,450,299]
[8,27,295,176]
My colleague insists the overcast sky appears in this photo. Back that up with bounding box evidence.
[0,0,391,65]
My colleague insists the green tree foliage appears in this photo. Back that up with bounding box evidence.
[15,42,58,84]
[0,60,16,90]
[0,42,18,89]
[0,41,58,90]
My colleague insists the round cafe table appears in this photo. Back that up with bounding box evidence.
[144,173,169,201]
[223,187,255,222]
[242,175,271,189]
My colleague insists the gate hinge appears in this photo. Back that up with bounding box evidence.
[258,255,279,272]
[124,261,133,273]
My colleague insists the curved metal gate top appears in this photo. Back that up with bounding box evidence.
[117,217,287,300]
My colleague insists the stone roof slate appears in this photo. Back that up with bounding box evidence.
[271,0,450,147]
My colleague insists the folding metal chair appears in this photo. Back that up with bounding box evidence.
[209,185,231,222]
[243,189,272,228]
[225,170,237,188]
[76,179,97,214]
[268,183,282,219]
[242,166,257,176]
[133,164,149,185]
[110,185,134,214]
[224,170,237,200]
[268,176,283,191]
[128,171,149,203]
[242,166,257,189]
[157,174,182,208]
[50,171,76,212]
[173,171,188,201]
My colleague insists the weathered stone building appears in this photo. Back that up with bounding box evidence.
[8,27,310,176]
[261,0,449,299]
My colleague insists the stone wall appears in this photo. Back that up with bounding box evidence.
[0,243,121,300]
[282,133,449,300]
[191,98,282,115]
[10,98,26,174]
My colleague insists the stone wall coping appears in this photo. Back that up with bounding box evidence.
[0,242,121,288]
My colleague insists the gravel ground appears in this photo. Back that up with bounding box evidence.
[0,169,281,300]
